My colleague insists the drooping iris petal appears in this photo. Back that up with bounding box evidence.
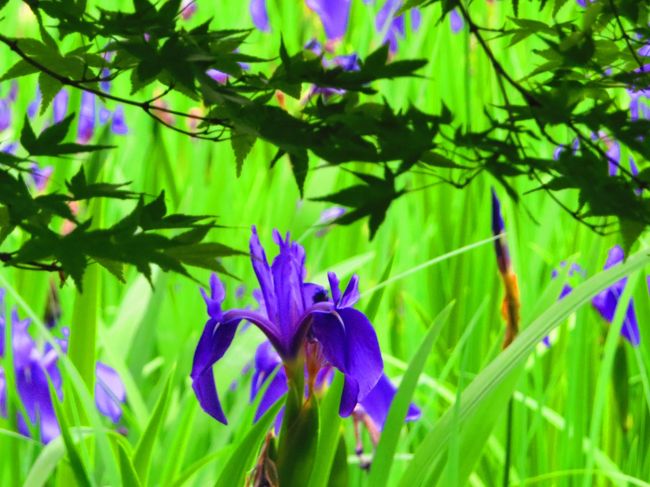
[95,362,126,423]
[591,246,640,346]
[306,0,351,41]
[357,374,420,429]
[312,307,383,416]
[77,92,95,143]
[191,317,241,424]
[250,0,270,32]
[53,89,69,123]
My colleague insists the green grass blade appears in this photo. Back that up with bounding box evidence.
[367,301,454,487]
[132,365,175,486]
[399,248,650,487]
[215,399,284,487]
[116,439,142,487]
[23,428,94,487]
[364,252,395,323]
[307,372,344,487]
[52,397,92,487]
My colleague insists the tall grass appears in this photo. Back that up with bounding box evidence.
[0,0,648,485]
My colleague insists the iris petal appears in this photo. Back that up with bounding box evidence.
[358,374,421,429]
[95,362,126,424]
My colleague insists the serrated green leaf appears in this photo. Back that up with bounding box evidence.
[231,130,256,177]
[0,59,39,81]
[38,71,63,116]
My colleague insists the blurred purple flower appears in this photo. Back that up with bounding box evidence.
[207,69,229,85]
[27,88,41,119]
[591,246,640,346]
[376,0,421,54]
[100,68,111,93]
[0,303,127,443]
[111,106,129,135]
[53,90,69,124]
[0,99,11,132]
[29,163,54,191]
[180,0,197,20]
[250,0,270,32]
[77,92,96,143]
[191,227,384,424]
[450,9,464,33]
[1,143,17,154]
[551,261,584,300]
[99,107,112,124]
[306,0,351,41]
[95,362,126,423]
[7,82,18,103]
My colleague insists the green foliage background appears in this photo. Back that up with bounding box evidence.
[0,0,649,485]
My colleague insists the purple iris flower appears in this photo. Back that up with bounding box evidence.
[491,188,510,274]
[29,163,54,191]
[180,0,197,20]
[306,0,351,41]
[376,0,421,54]
[591,246,640,346]
[191,227,384,424]
[0,303,127,443]
[449,9,464,33]
[53,89,69,124]
[250,0,270,32]
[249,341,419,431]
[77,92,95,143]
